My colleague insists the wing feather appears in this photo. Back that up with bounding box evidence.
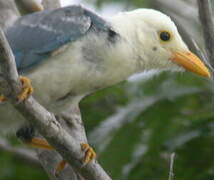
[5,5,111,72]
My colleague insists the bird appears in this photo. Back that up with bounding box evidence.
[0,5,210,166]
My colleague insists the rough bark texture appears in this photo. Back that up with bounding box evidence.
[0,0,20,30]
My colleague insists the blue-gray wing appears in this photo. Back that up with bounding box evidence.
[5,5,111,72]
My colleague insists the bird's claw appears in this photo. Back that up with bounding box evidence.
[0,76,33,103]
[81,143,96,164]
[54,143,96,175]
[17,76,33,102]
[54,160,67,176]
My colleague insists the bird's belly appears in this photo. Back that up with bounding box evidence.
[0,37,136,134]
[24,45,135,112]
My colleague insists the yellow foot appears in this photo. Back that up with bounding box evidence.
[81,143,96,164]
[27,138,54,150]
[55,160,67,176]
[0,95,7,103]
[17,76,33,102]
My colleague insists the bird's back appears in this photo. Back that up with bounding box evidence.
[5,5,112,72]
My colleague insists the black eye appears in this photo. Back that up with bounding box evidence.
[159,31,171,41]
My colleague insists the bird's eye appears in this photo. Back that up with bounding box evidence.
[159,31,171,42]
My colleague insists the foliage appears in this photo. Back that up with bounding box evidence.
[0,151,47,180]
[82,72,214,180]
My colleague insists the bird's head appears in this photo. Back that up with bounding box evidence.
[117,9,210,78]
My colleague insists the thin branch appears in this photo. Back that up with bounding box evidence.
[0,0,20,30]
[168,153,175,180]
[37,149,79,180]
[0,29,111,180]
[197,0,214,67]
[0,137,40,167]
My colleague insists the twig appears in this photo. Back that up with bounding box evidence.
[0,0,20,30]
[0,136,40,167]
[168,153,175,180]
[197,0,214,67]
[0,29,111,180]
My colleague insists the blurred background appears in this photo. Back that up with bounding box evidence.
[0,0,214,179]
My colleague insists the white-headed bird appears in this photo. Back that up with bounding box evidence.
[0,5,210,165]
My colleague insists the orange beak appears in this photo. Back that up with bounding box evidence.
[171,51,211,78]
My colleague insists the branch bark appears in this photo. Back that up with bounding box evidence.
[0,0,20,30]
[0,29,111,180]
[15,0,44,15]
[197,0,214,67]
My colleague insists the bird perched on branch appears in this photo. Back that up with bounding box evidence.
[0,5,210,166]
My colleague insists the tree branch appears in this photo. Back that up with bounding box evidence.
[0,136,41,168]
[0,29,111,180]
[0,0,20,30]
[197,0,214,67]
[168,153,175,180]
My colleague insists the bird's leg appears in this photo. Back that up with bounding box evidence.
[55,160,67,176]
[16,126,96,174]
[0,76,33,103]
[16,125,53,150]
[80,143,96,164]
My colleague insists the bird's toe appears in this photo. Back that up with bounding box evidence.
[54,160,67,176]
[80,143,96,164]
[17,76,34,102]
[16,126,53,150]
